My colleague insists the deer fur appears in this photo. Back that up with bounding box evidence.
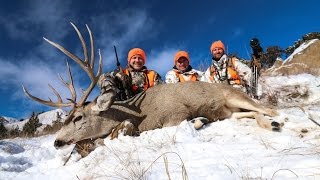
[54,81,282,149]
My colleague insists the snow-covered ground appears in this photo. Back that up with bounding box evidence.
[1,73,320,180]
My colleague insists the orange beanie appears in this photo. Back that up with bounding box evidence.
[174,51,190,64]
[210,40,225,54]
[127,48,146,64]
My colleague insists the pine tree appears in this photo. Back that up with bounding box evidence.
[0,122,8,139]
[22,112,42,137]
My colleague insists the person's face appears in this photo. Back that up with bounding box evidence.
[175,57,189,72]
[129,55,144,70]
[212,48,224,60]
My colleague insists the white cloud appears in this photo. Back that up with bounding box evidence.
[148,48,180,77]
[90,10,157,71]
[0,0,73,41]
[0,56,89,107]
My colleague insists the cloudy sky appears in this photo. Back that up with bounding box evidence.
[0,0,319,119]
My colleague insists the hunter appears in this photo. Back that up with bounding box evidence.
[204,40,251,92]
[165,50,205,83]
[97,47,162,103]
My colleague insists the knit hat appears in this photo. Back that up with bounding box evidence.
[210,40,225,54]
[127,48,146,64]
[174,51,190,64]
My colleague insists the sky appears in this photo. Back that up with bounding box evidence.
[0,0,320,119]
[1,71,320,179]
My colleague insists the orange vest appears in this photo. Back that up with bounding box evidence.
[123,69,156,91]
[210,57,241,85]
[175,72,198,82]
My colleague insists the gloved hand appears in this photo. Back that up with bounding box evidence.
[114,70,131,89]
[97,73,117,94]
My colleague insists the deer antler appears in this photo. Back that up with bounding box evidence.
[22,22,102,108]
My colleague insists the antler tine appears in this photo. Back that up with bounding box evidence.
[70,22,89,64]
[97,49,102,77]
[48,84,63,103]
[22,85,74,108]
[43,37,96,83]
[72,24,102,106]
[86,24,95,69]
[58,60,77,103]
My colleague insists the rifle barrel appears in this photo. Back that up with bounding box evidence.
[114,45,120,67]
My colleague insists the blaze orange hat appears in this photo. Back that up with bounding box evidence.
[174,51,190,64]
[210,40,225,54]
[127,48,146,64]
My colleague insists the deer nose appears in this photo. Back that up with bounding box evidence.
[54,139,66,148]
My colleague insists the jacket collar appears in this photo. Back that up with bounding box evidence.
[173,65,193,73]
[127,65,148,72]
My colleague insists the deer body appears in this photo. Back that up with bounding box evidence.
[54,81,280,148]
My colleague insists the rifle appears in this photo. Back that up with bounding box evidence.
[113,46,133,100]
[114,45,122,71]
[249,38,263,99]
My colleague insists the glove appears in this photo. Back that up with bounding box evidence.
[114,70,132,89]
[98,73,117,94]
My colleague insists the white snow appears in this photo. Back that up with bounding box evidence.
[0,116,19,124]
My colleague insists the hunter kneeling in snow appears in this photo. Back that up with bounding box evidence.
[204,40,251,93]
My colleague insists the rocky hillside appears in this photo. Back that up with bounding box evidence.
[264,39,320,76]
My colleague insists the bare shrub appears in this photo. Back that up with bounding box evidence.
[263,46,284,68]
[8,126,21,138]
[196,58,211,72]
[42,120,64,135]
[266,91,279,106]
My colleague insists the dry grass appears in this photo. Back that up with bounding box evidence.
[72,139,188,180]
[108,150,189,180]
[76,134,189,180]
[143,152,189,180]
[271,169,298,179]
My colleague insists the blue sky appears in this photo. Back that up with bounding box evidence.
[0,0,319,119]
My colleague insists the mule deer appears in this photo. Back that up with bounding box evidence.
[23,23,282,155]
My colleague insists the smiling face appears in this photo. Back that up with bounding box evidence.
[129,54,145,70]
[212,48,224,60]
[175,57,190,72]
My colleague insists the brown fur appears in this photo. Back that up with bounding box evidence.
[54,81,281,150]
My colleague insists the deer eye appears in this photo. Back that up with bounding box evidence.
[73,116,83,123]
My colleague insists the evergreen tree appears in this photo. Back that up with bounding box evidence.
[0,122,8,139]
[22,112,42,137]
